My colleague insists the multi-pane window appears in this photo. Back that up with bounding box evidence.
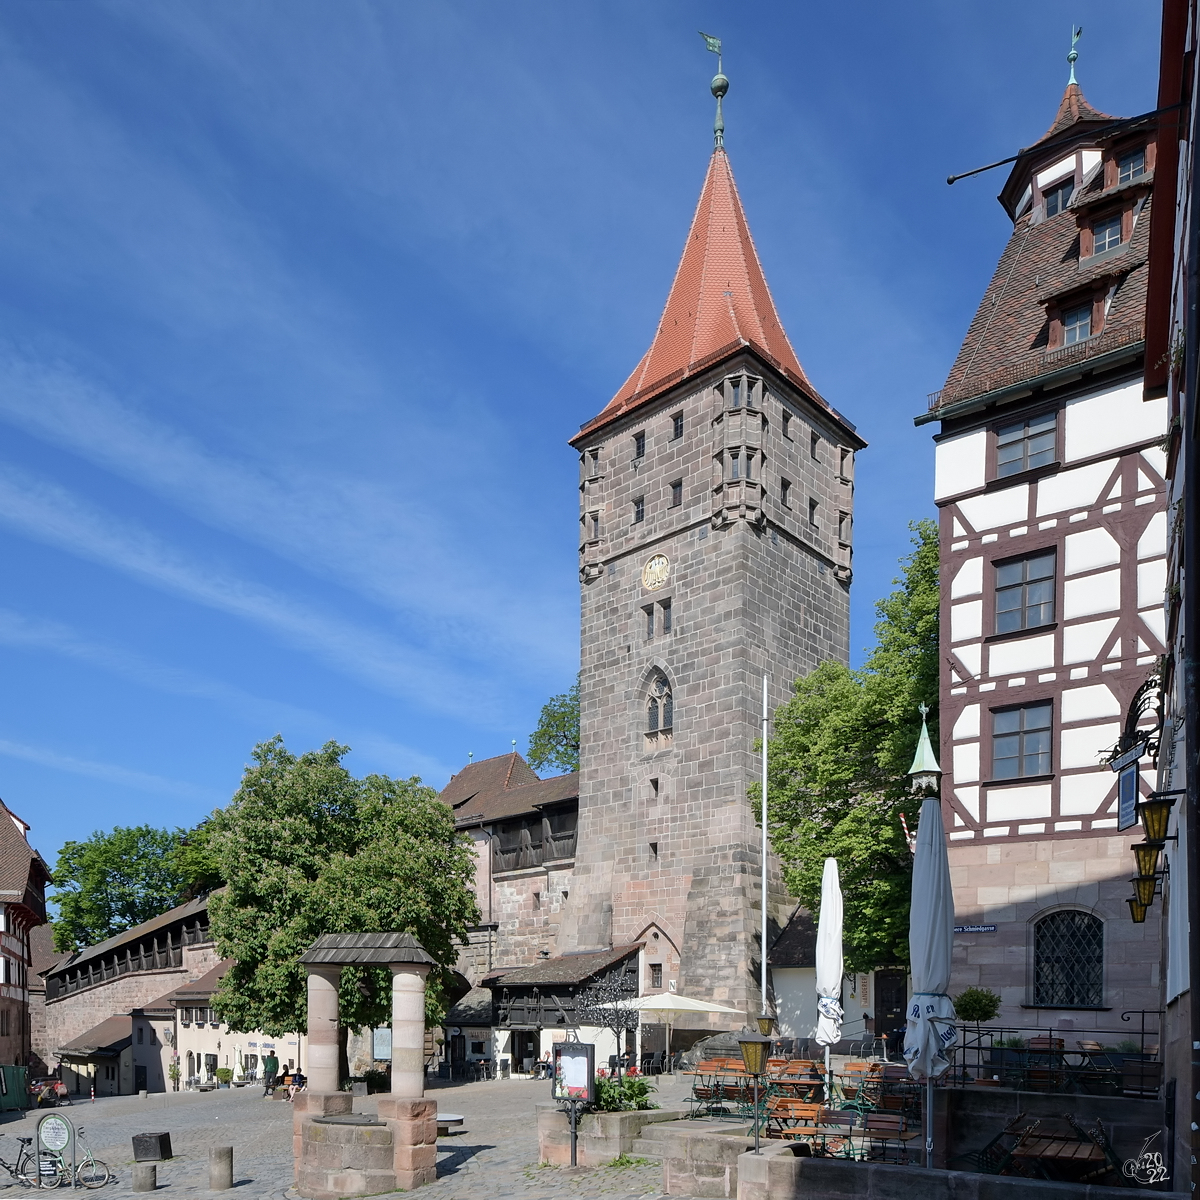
[672,412,684,439]
[670,479,683,507]
[1092,214,1122,254]
[1063,303,1092,344]
[1118,148,1146,184]
[647,674,673,733]
[995,550,1055,633]
[1044,179,1074,216]
[729,378,742,408]
[780,478,791,508]
[650,963,663,989]
[634,432,645,459]
[992,702,1052,779]
[633,496,644,523]
[996,412,1056,477]
[1033,911,1103,1007]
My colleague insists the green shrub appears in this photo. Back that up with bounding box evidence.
[1116,1039,1142,1054]
[215,1068,234,1085]
[999,1036,1026,1049]
[953,987,1002,1024]
[593,1073,658,1112]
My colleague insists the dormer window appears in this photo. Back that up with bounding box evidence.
[1044,179,1074,216]
[1118,148,1146,185]
[1063,303,1092,345]
[1092,213,1122,255]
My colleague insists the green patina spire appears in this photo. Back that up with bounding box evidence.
[908,702,942,777]
[699,31,728,148]
[1067,26,1082,86]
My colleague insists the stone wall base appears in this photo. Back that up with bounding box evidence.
[294,1092,437,1198]
[536,1105,690,1167]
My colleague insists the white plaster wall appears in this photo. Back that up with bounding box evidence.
[1060,723,1121,770]
[1063,383,1167,461]
[1062,617,1118,662]
[1063,570,1121,619]
[1064,528,1121,574]
[1059,773,1115,815]
[957,486,1029,531]
[772,967,817,1041]
[950,557,983,598]
[953,705,980,740]
[1138,511,1167,558]
[1060,684,1120,723]
[987,784,1052,822]
[1036,460,1115,517]
[934,430,987,500]
[951,601,982,642]
[988,633,1055,675]
[953,743,980,783]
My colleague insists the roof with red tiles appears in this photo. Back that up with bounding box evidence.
[1035,82,1116,145]
[576,148,824,442]
[439,752,577,829]
[0,797,49,903]
[925,93,1149,423]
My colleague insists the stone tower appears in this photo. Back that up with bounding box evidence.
[558,117,865,1016]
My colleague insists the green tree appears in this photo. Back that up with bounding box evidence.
[528,676,580,774]
[762,519,938,973]
[205,737,479,1064]
[51,825,188,953]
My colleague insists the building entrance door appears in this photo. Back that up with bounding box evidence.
[511,1031,537,1074]
[874,969,908,1047]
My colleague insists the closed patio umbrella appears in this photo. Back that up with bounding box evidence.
[904,710,958,1167]
[814,857,844,1089]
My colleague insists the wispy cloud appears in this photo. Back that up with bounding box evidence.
[0,607,452,780]
[0,737,219,804]
[0,465,506,723]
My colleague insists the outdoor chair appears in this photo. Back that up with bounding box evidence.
[1121,1059,1163,1098]
[862,1111,920,1163]
[765,1098,821,1138]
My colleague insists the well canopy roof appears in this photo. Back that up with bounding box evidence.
[299,932,436,966]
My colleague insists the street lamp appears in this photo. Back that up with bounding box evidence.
[737,1031,772,1154]
[1127,897,1149,923]
[757,1013,776,1038]
[1132,874,1158,907]
[1139,794,1177,844]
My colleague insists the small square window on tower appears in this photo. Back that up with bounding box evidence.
[633,496,645,523]
[643,605,654,638]
[1063,303,1092,345]
[1118,148,1146,184]
[1092,214,1122,255]
[589,449,600,477]
[780,478,791,508]
[730,452,740,480]
[672,412,684,440]
[670,479,683,507]
[650,963,663,988]
[808,497,819,526]
[730,378,742,408]
[634,431,646,459]
[781,411,792,439]
[660,598,672,633]
[810,431,820,460]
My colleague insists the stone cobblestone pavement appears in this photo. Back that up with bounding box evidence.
[0,1074,695,1199]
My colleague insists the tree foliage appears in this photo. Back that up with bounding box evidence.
[762,519,939,973]
[528,676,580,775]
[205,736,479,1040]
[52,825,190,953]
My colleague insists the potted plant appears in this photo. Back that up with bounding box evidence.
[215,1068,234,1089]
[954,987,1004,1083]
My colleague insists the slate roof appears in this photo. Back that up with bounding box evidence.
[43,895,209,979]
[574,147,847,444]
[926,85,1149,422]
[768,907,817,969]
[300,932,436,966]
[0,798,50,911]
[59,1015,132,1058]
[488,945,640,988]
[441,752,578,830]
[445,986,495,1026]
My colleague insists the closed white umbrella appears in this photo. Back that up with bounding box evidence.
[904,711,958,1167]
[814,857,844,1089]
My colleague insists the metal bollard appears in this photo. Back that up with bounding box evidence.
[209,1145,233,1190]
[132,1163,157,1192]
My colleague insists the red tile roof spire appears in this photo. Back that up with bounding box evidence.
[591,146,812,429]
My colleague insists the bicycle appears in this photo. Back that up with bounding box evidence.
[72,1126,111,1189]
[0,1132,66,1187]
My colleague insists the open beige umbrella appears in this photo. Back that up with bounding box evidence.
[603,993,745,1073]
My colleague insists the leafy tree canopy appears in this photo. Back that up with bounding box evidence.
[206,736,479,1039]
[762,519,938,973]
[528,676,580,775]
[52,825,198,953]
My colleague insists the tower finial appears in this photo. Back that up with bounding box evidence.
[699,31,727,148]
[1067,25,1082,85]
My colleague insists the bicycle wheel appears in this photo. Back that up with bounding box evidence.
[76,1159,110,1189]
[34,1152,67,1188]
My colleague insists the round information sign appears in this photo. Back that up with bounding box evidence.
[39,1115,70,1152]
[642,554,669,591]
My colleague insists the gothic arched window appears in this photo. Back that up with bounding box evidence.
[647,674,673,734]
[1033,910,1103,1007]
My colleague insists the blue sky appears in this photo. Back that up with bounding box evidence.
[0,1,1161,865]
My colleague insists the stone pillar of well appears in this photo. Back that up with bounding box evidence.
[390,962,432,1097]
[305,965,342,1096]
[294,932,440,1198]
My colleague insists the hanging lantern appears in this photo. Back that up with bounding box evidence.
[1132,875,1157,907]
[1139,795,1177,844]
[757,1014,776,1038]
[1132,843,1162,878]
[1127,897,1148,923]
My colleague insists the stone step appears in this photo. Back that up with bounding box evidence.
[628,1138,665,1159]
